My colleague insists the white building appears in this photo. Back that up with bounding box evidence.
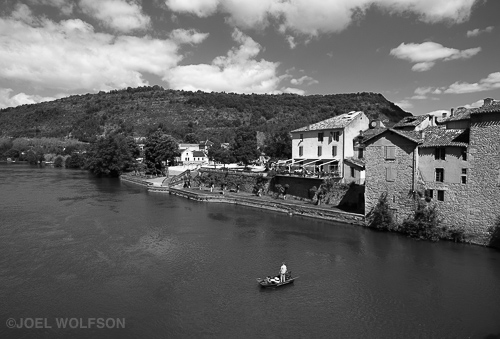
[290,111,369,179]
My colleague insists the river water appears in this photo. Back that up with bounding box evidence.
[0,163,499,339]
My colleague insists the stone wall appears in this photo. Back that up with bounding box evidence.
[364,131,418,223]
[195,169,270,193]
[467,112,500,244]
[272,175,324,199]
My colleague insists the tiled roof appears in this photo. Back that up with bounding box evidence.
[192,151,206,157]
[441,107,471,122]
[361,128,422,145]
[344,157,365,169]
[419,126,469,148]
[291,111,363,132]
[393,114,429,128]
[471,102,500,114]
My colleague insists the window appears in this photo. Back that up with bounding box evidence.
[435,147,446,160]
[318,132,324,142]
[386,166,396,181]
[299,146,303,157]
[461,168,467,184]
[426,189,434,200]
[300,133,303,140]
[330,131,340,142]
[435,168,444,182]
[351,167,355,178]
[385,146,396,160]
[437,190,445,201]
[329,163,339,174]
[358,148,364,159]
[332,146,337,157]
[462,149,467,161]
[317,146,322,156]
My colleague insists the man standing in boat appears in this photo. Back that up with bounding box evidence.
[280,262,287,283]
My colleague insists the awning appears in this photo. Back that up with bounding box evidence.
[292,159,306,165]
[277,159,293,165]
[302,159,319,167]
[318,158,339,167]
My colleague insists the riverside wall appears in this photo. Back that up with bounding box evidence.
[168,187,365,226]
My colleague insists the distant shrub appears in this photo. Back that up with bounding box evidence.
[54,156,64,168]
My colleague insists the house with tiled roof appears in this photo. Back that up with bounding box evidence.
[393,114,437,131]
[363,98,500,244]
[290,111,369,179]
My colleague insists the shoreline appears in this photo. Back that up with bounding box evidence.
[120,174,365,226]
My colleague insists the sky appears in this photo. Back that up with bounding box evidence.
[0,0,499,116]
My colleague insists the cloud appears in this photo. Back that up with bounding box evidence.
[466,26,494,37]
[444,72,500,94]
[290,76,318,86]
[166,29,287,94]
[79,0,151,32]
[169,29,209,44]
[0,88,56,109]
[390,41,481,71]
[165,0,482,36]
[411,86,442,99]
[394,100,413,111]
[0,11,182,92]
[164,0,219,17]
[286,35,296,49]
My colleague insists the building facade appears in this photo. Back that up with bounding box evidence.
[290,111,369,178]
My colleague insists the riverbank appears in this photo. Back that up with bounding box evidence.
[119,174,365,226]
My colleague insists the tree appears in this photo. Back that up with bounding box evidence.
[208,143,235,166]
[65,153,85,169]
[144,130,179,175]
[231,127,260,165]
[86,134,136,177]
[264,128,292,159]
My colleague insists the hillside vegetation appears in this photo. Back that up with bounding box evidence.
[0,86,411,143]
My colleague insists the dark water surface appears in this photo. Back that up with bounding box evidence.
[1,164,499,339]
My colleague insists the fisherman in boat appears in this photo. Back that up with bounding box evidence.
[280,262,287,283]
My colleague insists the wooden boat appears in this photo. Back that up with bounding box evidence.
[256,272,298,288]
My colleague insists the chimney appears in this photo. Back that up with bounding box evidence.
[450,108,454,116]
[484,98,493,106]
[442,112,447,118]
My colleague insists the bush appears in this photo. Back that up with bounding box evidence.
[367,192,396,231]
[54,156,64,168]
[400,199,443,241]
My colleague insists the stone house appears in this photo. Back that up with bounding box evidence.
[361,128,422,222]
[392,114,438,131]
[290,111,369,178]
[363,98,500,244]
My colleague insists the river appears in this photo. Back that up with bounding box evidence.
[0,163,499,338]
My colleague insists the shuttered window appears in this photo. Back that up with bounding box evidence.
[385,146,396,160]
[318,146,322,156]
[299,146,303,157]
[386,166,396,181]
[332,146,337,157]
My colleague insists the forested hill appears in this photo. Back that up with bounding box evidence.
[0,86,411,143]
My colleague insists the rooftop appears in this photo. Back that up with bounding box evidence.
[419,126,469,148]
[291,111,363,132]
[361,128,422,145]
[393,114,430,128]
[471,101,500,115]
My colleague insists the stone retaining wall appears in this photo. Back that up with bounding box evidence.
[168,188,365,226]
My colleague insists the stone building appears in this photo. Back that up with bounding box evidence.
[362,128,421,222]
[362,98,500,244]
[467,99,500,241]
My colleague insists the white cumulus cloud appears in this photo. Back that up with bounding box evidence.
[390,41,481,71]
[164,0,481,36]
[0,88,57,109]
[169,29,209,45]
[0,11,181,92]
[290,76,318,86]
[80,0,151,33]
[444,72,500,94]
[466,26,494,37]
[166,29,290,94]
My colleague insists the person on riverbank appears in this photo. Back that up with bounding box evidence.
[280,262,287,283]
